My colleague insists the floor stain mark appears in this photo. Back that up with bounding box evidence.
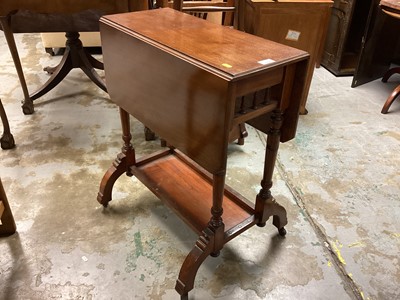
[134,231,144,258]
[275,158,365,300]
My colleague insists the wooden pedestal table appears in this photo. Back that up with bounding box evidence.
[97,8,309,299]
[0,0,147,114]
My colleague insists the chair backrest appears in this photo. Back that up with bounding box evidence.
[157,0,239,28]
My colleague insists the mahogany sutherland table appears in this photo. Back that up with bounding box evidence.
[98,8,309,299]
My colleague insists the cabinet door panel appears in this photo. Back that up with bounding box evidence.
[352,1,400,87]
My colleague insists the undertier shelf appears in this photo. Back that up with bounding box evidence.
[130,150,258,242]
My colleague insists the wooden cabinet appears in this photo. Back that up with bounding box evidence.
[351,0,400,87]
[322,0,400,88]
[242,0,332,114]
[322,0,373,76]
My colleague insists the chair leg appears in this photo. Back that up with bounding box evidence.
[0,99,15,150]
[381,84,400,114]
[0,16,34,115]
[0,178,17,236]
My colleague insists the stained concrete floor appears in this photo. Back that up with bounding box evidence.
[0,32,399,300]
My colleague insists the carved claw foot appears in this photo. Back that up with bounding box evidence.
[97,153,131,207]
[257,220,287,236]
[278,227,287,237]
[210,250,220,257]
[255,193,288,236]
[175,228,216,297]
[22,100,34,115]
[1,132,15,149]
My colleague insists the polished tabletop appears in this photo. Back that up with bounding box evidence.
[101,8,308,79]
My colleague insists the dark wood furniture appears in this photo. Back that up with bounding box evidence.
[351,0,400,87]
[381,66,400,113]
[242,0,332,114]
[0,0,147,114]
[0,178,16,236]
[322,0,373,76]
[159,0,237,26]
[98,8,308,299]
[0,99,15,150]
[167,0,246,145]
[321,0,400,89]
[380,0,400,114]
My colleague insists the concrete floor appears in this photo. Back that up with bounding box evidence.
[0,32,399,300]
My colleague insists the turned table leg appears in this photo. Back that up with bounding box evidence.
[175,172,226,298]
[255,109,287,236]
[97,108,135,206]
[175,227,218,298]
